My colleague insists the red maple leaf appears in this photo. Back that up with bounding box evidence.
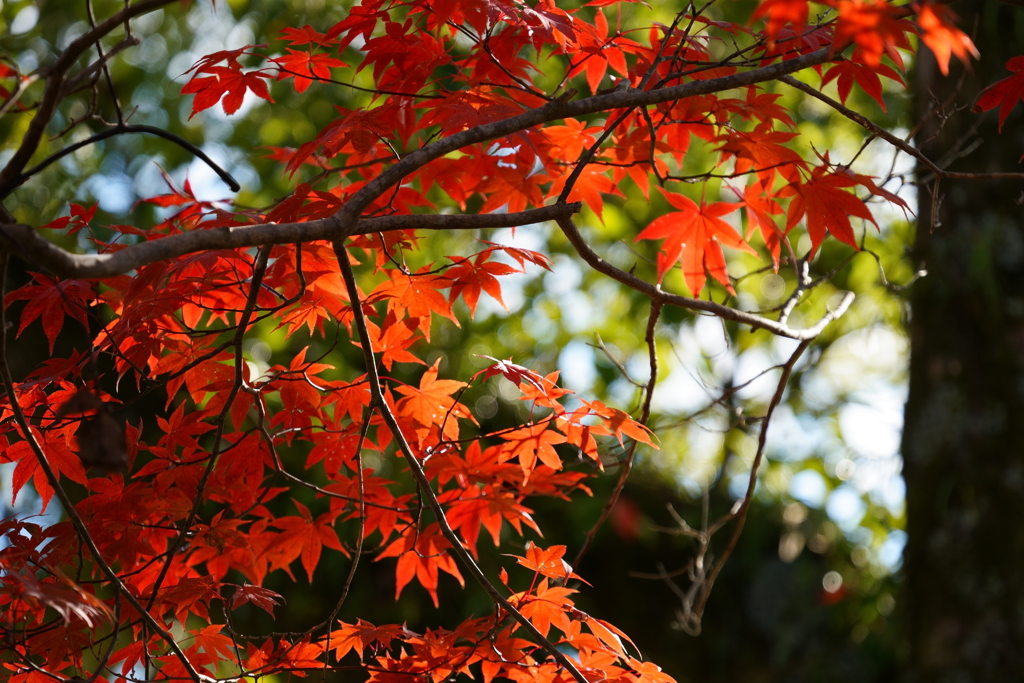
[376,524,464,606]
[752,0,809,42]
[821,53,905,111]
[40,202,97,234]
[377,316,429,370]
[713,123,805,185]
[974,56,1024,132]
[181,66,274,119]
[2,428,88,507]
[445,250,519,316]
[472,356,548,393]
[546,163,624,219]
[280,24,339,47]
[635,187,755,296]
[4,273,95,353]
[780,164,877,253]
[230,584,286,618]
[443,485,540,553]
[738,182,786,269]
[273,49,347,93]
[831,0,915,70]
[916,2,978,76]
[479,241,553,271]
[267,501,345,582]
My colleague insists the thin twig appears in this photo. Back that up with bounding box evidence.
[571,301,662,572]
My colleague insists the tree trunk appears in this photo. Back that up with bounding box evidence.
[905,4,1024,680]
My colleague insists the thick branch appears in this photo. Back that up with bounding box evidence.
[0,203,581,279]
[555,216,854,340]
[4,48,838,279]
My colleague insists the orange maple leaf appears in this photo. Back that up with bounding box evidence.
[752,0,809,42]
[831,0,915,70]
[508,578,576,639]
[394,359,473,444]
[780,165,877,253]
[376,524,464,606]
[635,187,755,296]
[321,620,415,661]
[369,269,458,339]
[499,422,568,478]
[507,542,581,582]
[582,399,657,447]
[916,1,978,76]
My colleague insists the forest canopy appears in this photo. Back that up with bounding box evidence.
[1,0,1020,681]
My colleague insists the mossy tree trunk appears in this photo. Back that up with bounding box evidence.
[905,4,1024,680]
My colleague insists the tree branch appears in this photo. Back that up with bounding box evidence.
[0,203,581,279]
[17,124,240,192]
[779,74,1024,182]
[571,301,662,571]
[691,340,811,624]
[555,215,854,340]
[63,35,142,95]
[336,48,837,223]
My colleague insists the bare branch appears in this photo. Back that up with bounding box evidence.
[0,203,582,279]
[555,215,855,340]
[572,301,662,572]
[63,35,142,95]
[780,74,1024,182]
[17,123,241,192]
[693,340,811,625]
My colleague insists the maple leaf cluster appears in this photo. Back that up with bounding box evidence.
[0,0,1012,680]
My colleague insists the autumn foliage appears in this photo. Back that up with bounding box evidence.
[0,0,1014,682]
